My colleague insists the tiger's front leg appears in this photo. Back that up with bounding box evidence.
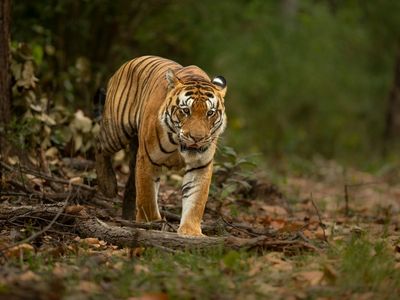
[178,162,213,236]
[135,151,162,222]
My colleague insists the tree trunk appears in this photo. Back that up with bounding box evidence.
[384,41,400,151]
[0,0,11,171]
[0,0,11,128]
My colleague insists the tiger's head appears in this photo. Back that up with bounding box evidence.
[163,69,227,154]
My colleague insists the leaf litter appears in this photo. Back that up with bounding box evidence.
[1,153,400,299]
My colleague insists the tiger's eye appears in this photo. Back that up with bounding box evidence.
[182,107,190,115]
[207,110,215,117]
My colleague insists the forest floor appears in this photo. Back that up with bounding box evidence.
[0,152,399,300]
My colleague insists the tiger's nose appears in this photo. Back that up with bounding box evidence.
[189,133,205,142]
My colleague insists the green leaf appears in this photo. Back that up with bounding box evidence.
[222,250,241,270]
[220,183,237,199]
[32,44,44,66]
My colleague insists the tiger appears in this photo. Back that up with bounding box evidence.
[95,55,227,236]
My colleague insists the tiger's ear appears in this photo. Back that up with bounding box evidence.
[166,69,181,90]
[212,76,227,97]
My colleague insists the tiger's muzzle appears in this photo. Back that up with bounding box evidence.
[179,133,211,153]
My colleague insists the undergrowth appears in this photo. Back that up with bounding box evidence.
[1,234,399,300]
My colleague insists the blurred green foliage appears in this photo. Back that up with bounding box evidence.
[11,0,400,165]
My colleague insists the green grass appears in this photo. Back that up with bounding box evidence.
[1,234,399,299]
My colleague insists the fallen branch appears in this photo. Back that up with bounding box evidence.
[0,203,321,252]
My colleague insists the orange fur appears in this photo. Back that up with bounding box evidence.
[95,56,227,236]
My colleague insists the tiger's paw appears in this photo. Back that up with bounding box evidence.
[136,210,162,223]
[177,225,205,237]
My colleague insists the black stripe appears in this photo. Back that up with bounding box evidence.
[185,160,212,174]
[112,118,126,151]
[143,141,174,169]
[130,58,162,128]
[118,61,137,140]
[110,61,131,123]
[144,142,163,168]
[132,59,166,128]
[101,130,119,153]
[99,119,118,153]
[135,61,176,128]
[168,106,182,128]
[106,62,133,150]
[117,60,135,118]
[167,132,178,145]
[182,184,193,195]
[120,57,154,138]
[210,113,223,136]
[164,111,178,134]
[181,180,193,190]
[182,190,197,199]
[156,125,176,154]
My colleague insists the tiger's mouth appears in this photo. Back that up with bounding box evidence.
[180,143,209,153]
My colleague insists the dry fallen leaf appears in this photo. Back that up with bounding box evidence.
[263,252,293,272]
[296,270,324,286]
[69,176,83,185]
[6,243,35,258]
[247,260,264,277]
[322,263,338,283]
[302,229,314,239]
[70,110,93,133]
[269,219,287,230]
[52,263,68,278]
[78,237,109,250]
[81,237,100,245]
[261,205,288,216]
[65,205,84,214]
[78,281,100,294]
[7,156,19,165]
[315,227,328,240]
[256,283,279,295]
[128,292,168,300]
[130,247,145,258]
[18,270,41,282]
[134,264,150,274]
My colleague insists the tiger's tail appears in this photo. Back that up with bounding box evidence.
[93,87,106,122]
[94,87,118,198]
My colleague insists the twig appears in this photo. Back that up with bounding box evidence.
[260,239,322,253]
[344,184,350,216]
[0,191,58,203]
[152,244,179,254]
[9,215,76,228]
[0,188,72,254]
[220,215,260,237]
[160,209,181,222]
[310,193,328,244]
[345,180,385,188]
[0,161,95,192]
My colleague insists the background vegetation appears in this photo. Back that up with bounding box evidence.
[10,0,400,167]
[2,2,400,300]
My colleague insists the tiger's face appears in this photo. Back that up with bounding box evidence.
[164,69,227,153]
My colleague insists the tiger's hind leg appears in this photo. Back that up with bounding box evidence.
[135,147,162,222]
[122,136,138,220]
[95,147,118,198]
